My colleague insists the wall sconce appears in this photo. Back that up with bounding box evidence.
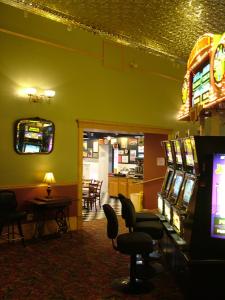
[25,87,55,103]
[43,172,56,198]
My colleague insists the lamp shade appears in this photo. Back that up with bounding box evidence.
[44,90,55,98]
[43,172,56,184]
[25,87,37,96]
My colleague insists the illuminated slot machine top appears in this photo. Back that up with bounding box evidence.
[182,136,198,175]
[170,138,185,171]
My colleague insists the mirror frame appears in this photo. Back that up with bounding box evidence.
[14,117,55,154]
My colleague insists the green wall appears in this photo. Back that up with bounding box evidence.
[0,2,191,186]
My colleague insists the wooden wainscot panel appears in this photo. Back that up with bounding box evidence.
[0,184,78,240]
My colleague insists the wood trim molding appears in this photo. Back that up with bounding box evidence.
[77,119,172,135]
[0,27,101,60]
[0,183,77,190]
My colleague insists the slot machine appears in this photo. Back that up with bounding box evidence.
[171,136,198,236]
[175,33,225,295]
[166,136,225,260]
[157,140,176,219]
[163,138,185,231]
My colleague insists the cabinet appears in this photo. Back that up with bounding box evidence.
[127,179,143,198]
[118,178,128,198]
[108,177,119,197]
[108,176,143,198]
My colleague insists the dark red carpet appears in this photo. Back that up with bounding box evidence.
[0,218,184,299]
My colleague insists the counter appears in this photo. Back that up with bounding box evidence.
[108,174,143,198]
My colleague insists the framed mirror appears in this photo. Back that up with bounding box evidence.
[15,117,55,154]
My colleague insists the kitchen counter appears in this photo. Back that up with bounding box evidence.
[108,174,143,198]
[109,173,143,179]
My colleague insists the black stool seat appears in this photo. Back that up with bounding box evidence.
[117,231,153,255]
[135,221,164,240]
[136,212,159,222]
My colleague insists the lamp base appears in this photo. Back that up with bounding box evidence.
[46,186,52,198]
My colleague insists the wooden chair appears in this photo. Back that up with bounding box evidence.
[95,180,103,208]
[82,183,98,211]
[0,190,26,246]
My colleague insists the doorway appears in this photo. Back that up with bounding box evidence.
[82,131,145,221]
[77,120,172,229]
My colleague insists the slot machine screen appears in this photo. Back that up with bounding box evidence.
[171,174,183,199]
[165,141,173,163]
[173,209,181,233]
[211,153,225,239]
[183,138,194,167]
[174,140,183,165]
[164,201,171,222]
[24,144,41,153]
[192,60,210,107]
[165,170,174,193]
[158,195,163,214]
[183,178,195,207]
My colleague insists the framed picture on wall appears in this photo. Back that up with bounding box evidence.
[93,140,99,153]
[128,138,137,146]
[122,155,129,163]
[130,149,136,162]
[87,148,93,158]
[138,145,144,153]
[120,137,128,149]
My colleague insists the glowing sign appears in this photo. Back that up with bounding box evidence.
[192,62,210,106]
[165,141,173,163]
[174,140,183,165]
[183,138,194,167]
[211,153,225,239]
[213,44,225,84]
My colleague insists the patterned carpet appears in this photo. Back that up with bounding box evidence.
[0,217,185,300]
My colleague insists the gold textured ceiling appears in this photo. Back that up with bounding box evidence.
[1,0,225,64]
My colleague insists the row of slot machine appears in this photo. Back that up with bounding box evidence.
[157,135,225,261]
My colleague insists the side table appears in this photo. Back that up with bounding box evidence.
[29,196,72,239]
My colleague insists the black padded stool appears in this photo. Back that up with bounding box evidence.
[120,196,164,259]
[118,193,159,222]
[103,204,155,294]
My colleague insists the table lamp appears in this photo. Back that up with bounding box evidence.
[43,172,56,198]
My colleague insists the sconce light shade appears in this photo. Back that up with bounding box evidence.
[25,87,37,96]
[44,90,56,98]
[43,172,56,198]
[24,87,55,103]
